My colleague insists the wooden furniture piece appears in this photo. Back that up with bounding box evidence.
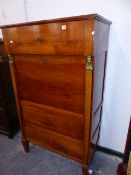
[0,39,19,138]
[117,118,131,175]
[0,14,111,174]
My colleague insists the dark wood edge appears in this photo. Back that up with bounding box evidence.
[95,15,112,25]
[0,14,112,29]
[8,56,25,136]
[97,145,124,159]
[82,20,94,166]
[117,162,127,175]
[123,117,131,164]
[0,38,3,44]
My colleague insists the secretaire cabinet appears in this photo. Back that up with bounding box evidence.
[0,14,111,174]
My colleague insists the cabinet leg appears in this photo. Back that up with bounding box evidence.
[22,139,29,153]
[82,165,88,175]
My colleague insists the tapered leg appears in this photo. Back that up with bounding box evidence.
[82,164,88,175]
[22,138,29,153]
[117,163,127,175]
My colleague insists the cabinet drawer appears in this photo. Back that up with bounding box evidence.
[4,21,84,55]
[22,101,84,140]
[15,55,85,114]
[24,122,83,161]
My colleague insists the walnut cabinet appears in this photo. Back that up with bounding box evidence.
[0,14,111,174]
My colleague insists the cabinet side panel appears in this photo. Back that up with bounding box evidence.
[94,20,110,55]
[90,20,110,161]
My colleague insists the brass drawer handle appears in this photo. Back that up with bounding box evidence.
[8,54,14,64]
[86,56,93,70]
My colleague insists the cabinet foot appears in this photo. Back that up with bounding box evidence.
[82,165,88,175]
[82,165,93,175]
[117,163,127,175]
[22,139,29,153]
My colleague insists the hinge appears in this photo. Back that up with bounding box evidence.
[86,56,93,71]
[8,54,14,64]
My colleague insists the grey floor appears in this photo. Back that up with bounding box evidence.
[0,132,121,175]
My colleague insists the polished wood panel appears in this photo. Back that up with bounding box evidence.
[24,122,83,161]
[4,21,84,55]
[15,55,85,114]
[83,20,94,56]
[21,101,84,140]
[1,14,111,174]
[83,63,93,165]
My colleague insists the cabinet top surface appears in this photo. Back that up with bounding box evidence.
[0,14,112,29]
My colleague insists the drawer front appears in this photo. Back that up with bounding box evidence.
[22,101,84,140]
[4,21,84,55]
[15,55,85,114]
[24,122,83,161]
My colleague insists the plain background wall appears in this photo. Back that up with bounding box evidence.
[0,0,131,153]
[0,0,25,37]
